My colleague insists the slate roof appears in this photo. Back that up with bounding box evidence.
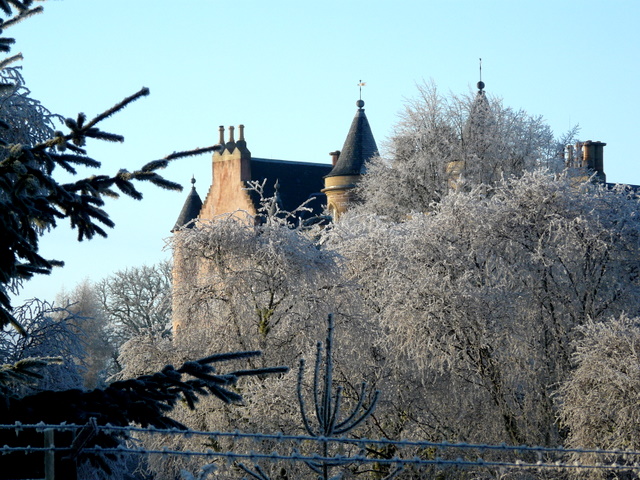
[326,100,378,177]
[248,158,332,215]
[172,178,203,231]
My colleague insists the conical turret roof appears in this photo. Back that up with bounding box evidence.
[465,80,493,139]
[325,100,378,178]
[172,177,203,231]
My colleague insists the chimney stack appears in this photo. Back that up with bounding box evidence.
[581,140,607,183]
[330,150,340,167]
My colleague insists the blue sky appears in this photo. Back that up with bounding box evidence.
[10,0,640,304]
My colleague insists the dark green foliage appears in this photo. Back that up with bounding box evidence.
[0,352,288,479]
[0,356,62,397]
[1,350,288,428]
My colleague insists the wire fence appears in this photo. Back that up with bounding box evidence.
[2,422,640,479]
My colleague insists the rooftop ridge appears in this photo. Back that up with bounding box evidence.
[252,157,332,167]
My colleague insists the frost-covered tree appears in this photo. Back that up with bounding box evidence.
[0,298,85,394]
[96,260,172,345]
[0,66,62,149]
[55,280,113,387]
[358,80,576,219]
[326,170,640,447]
[170,202,345,368]
[237,315,403,480]
[558,315,640,477]
[53,261,173,386]
[119,194,387,479]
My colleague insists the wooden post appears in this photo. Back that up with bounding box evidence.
[44,429,54,480]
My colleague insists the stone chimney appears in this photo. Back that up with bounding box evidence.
[329,150,340,167]
[225,125,236,151]
[582,140,607,183]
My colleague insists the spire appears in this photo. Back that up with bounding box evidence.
[171,176,203,231]
[325,99,378,178]
[466,61,492,138]
[477,57,485,92]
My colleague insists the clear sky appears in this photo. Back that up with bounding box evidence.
[10,0,640,305]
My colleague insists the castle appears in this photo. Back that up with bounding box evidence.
[170,86,624,333]
[170,99,378,333]
[172,85,618,233]
[172,99,378,232]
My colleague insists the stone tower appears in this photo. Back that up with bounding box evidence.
[322,99,378,216]
[565,140,607,184]
[170,177,204,333]
[200,125,255,219]
[170,125,332,333]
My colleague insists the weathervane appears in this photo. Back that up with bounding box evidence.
[358,80,366,100]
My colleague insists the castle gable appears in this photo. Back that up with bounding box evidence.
[180,125,332,223]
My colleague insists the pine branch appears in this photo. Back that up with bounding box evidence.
[164,144,222,161]
[196,350,262,365]
[1,5,42,29]
[228,366,289,377]
[141,159,169,171]
[0,356,61,394]
[0,81,217,336]
[48,153,101,169]
[0,351,285,429]
[84,86,150,129]
[0,36,14,52]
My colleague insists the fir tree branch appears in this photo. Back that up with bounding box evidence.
[84,86,150,129]
[1,5,42,29]
[164,144,222,161]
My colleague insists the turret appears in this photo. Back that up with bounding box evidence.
[171,177,203,232]
[322,99,378,216]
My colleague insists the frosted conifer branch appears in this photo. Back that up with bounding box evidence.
[83,87,150,129]
[0,52,21,69]
[0,4,42,30]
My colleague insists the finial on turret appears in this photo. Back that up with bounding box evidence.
[357,80,366,102]
[477,58,485,91]
[191,175,196,188]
